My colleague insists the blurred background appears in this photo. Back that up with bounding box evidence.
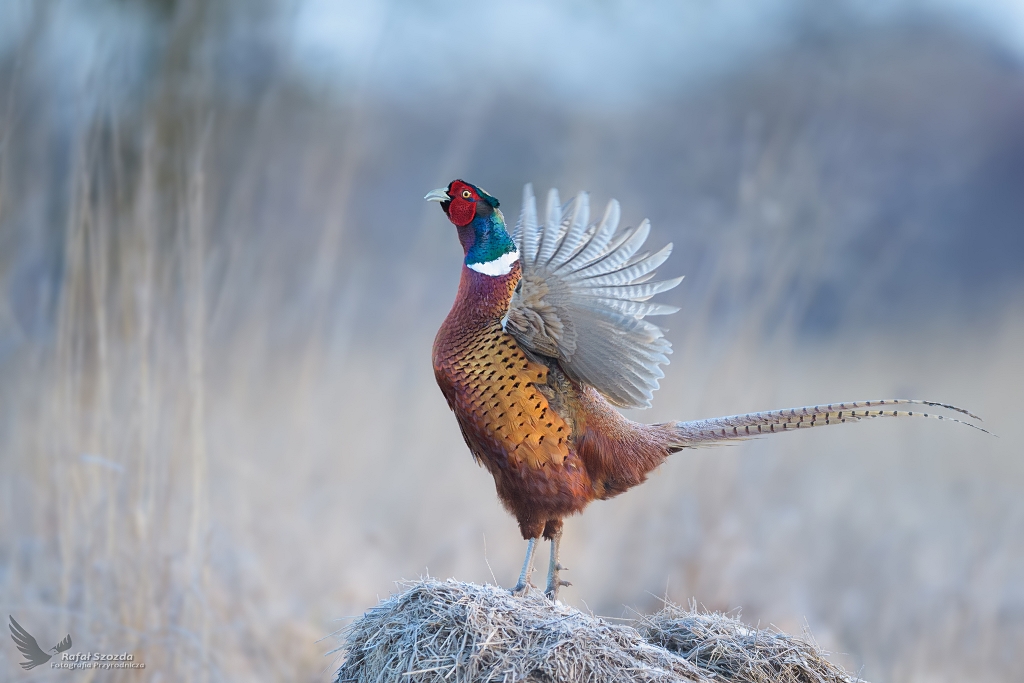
[1,0,1022,680]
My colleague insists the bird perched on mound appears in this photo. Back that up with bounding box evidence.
[427,179,983,601]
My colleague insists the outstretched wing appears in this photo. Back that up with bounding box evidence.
[54,634,73,653]
[505,184,682,408]
[9,616,52,670]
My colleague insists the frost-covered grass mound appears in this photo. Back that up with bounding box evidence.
[332,579,860,683]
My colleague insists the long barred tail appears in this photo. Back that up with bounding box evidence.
[664,399,990,449]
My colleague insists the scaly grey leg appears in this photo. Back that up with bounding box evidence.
[544,527,570,600]
[510,537,537,596]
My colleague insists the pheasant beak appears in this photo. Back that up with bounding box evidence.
[424,187,450,202]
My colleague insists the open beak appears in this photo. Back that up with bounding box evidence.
[424,187,450,202]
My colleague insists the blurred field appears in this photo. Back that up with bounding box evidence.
[1,1,1022,681]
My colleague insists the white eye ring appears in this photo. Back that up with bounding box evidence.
[462,190,472,199]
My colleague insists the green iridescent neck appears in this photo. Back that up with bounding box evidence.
[464,208,519,276]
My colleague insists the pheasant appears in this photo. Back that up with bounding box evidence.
[427,179,983,600]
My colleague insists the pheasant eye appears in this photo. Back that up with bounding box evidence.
[462,190,472,199]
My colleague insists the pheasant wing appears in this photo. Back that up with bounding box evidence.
[8,616,51,670]
[506,184,682,408]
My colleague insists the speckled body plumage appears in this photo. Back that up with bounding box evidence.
[433,258,678,541]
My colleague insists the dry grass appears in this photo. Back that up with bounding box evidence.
[332,579,858,683]
[638,606,855,683]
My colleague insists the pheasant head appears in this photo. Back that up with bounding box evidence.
[426,180,519,276]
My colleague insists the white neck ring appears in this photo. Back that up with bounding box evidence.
[468,249,519,276]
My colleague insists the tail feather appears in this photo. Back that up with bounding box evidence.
[664,399,990,449]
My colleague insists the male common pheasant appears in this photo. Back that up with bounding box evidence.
[427,179,983,600]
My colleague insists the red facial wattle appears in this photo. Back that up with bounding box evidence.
[446,182,478,226]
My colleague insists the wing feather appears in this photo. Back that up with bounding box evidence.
[568,220,650,278]
[577,243,673,286]
[536,188,562,266]
[560,198,620,271]
[591,299,680,317]
[585,278,685,301]
[550,192,590,267]
[512,184,540,263]
[505,185,682,408]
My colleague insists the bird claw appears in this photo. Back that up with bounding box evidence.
[510,581,534,597]
[544,580,571,600]
[555,563,568,571]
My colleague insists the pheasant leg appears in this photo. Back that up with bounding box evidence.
[510,537,538,596]
[544,527,570,600]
